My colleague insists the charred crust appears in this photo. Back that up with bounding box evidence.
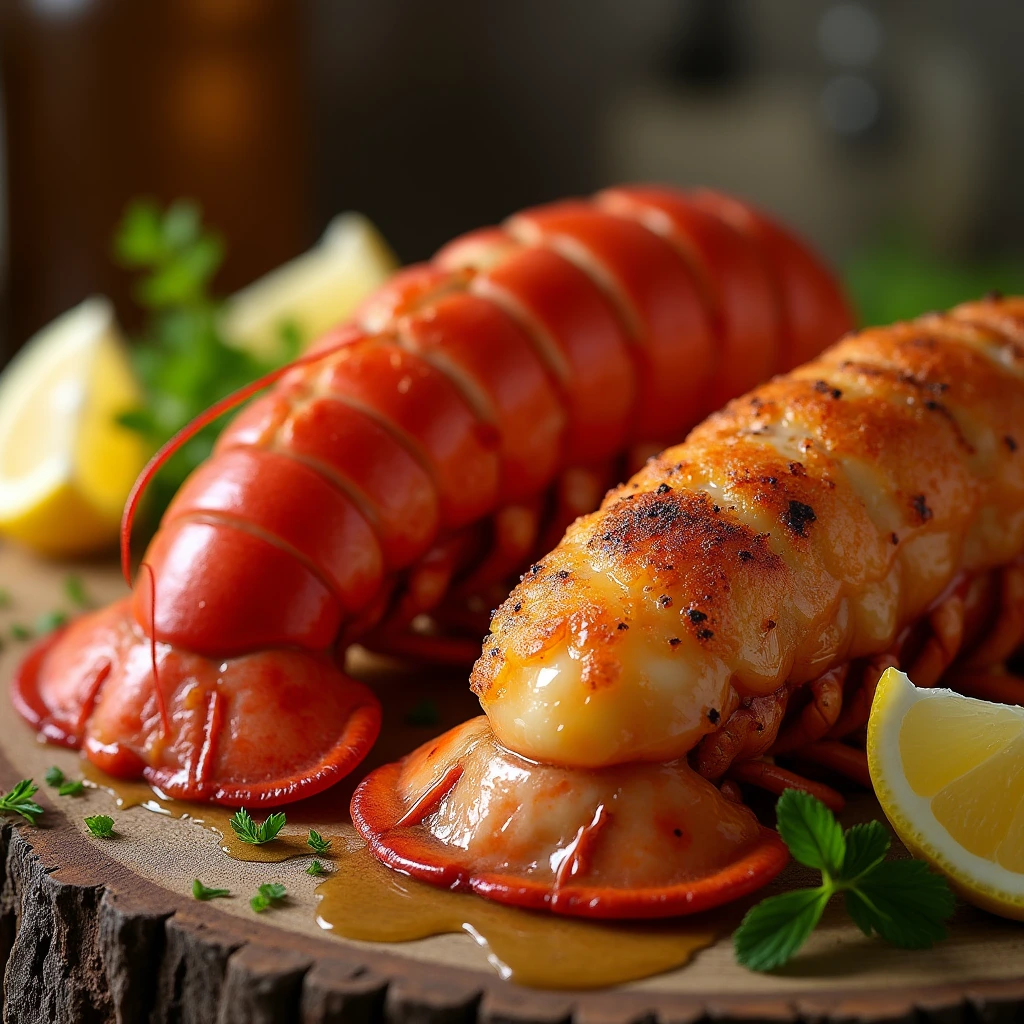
[656,483,672,494]
[668,637,680,646]
[687,608,708,623]
[696,627,714,640]
[738,550,753,562]
[911,493,933,522]
[788,461,806,476]
[659,595,673,607]
[813,380,842,399]
[617,622,629,630]
[763,619,777,631]
[783,500,817,537]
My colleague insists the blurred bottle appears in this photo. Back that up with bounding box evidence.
[0,0,312,366]
[601,0,991,264]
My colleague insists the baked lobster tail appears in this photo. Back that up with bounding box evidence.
[352,296,1024,917]
[13,186,851,806]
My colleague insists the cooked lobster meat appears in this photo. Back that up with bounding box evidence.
[12,186,851,806]
[352,296,1024,918]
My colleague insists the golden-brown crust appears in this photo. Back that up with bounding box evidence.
[472,298,1024,762]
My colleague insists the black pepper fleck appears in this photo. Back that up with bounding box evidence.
[617,622,629,631]
[1005,435,1018,452]
[657,483,672,495]
[669,637,681,646]
[708,708,721,725]
[890,533,899,546]
[784,500,817,537]
[673,828,683,838]
[696,627,714,640]
[911,494,933,522]
[814,380,842,399]
[530,563,543,575]
[687,608,708,623]
[660,595,673,608]
[738,550,753,562]
[555,570,570,580]
[764,619,777,631]
[788,461,806,477]
[513,602,522,613]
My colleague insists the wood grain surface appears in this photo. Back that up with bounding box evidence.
[2,543,1024,1023]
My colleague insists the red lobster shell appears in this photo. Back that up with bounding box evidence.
[13,186,851,806]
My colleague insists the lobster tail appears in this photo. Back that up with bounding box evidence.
[14,186,852,805]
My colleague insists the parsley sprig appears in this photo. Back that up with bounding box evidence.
[306,860,327,877]
[0,780,43,825]
[193,879,231,901]
[307,829,331,855]
[734,790,954,971]
[84,814,116,839]
[250,883,287,913]
[229,808,286,845]
[113,200,296,527]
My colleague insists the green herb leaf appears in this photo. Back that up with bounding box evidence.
[775,788,845,878]
[734,887,831,972]
[841,821,890,880]
[405,699,440,728]
[85,814,115,839]
[10,623,32,641]
[64,575,90,609]
[0,780,43,825]
[250,882,287,913]
[734,793,954,972]
[845,859,955,949]
[58,780,85,798]
[229,808,286,845]
[307,829,331,855]
[192,879,231,901]
[34,611,69,636]
[44,766,65,787]
[0,588,11,608]
[306,860,327,876]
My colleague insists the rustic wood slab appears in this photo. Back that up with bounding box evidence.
[2,542,1024,1023]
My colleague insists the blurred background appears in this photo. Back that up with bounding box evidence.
[1,0,1023,364]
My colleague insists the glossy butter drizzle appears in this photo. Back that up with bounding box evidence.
[80,762,724,988]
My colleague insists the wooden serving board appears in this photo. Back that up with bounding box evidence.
[2,543,1024,1024]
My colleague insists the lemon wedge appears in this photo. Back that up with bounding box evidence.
[868,666,1024,919]
[220,212,398,359]
[0,297,148,557]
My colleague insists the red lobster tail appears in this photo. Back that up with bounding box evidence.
[13,186,852,805]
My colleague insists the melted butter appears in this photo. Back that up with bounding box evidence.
[76,657,726,988]
[317,833,724,989]
[80,760,336,860]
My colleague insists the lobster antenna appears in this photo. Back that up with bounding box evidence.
[138,562,172,739]
[120,331,359,586]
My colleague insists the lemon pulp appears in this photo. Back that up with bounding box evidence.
[869,667,1024,919]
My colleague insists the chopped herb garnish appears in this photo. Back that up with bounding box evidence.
[44,766,65,787]
[405,699,440,728]
[34,611,69,636]
[229,808,286,845]
[0,780,43,825]
[58,780,85,797]
[192,879,231,901]
[307,829,331,855]
[0,589,10,608]
[64,575,90,609]
[734,790,954,971]
[306,860,327,876]
[10,623,32,641]
[84,814,116,839]
[250,882,287,913]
